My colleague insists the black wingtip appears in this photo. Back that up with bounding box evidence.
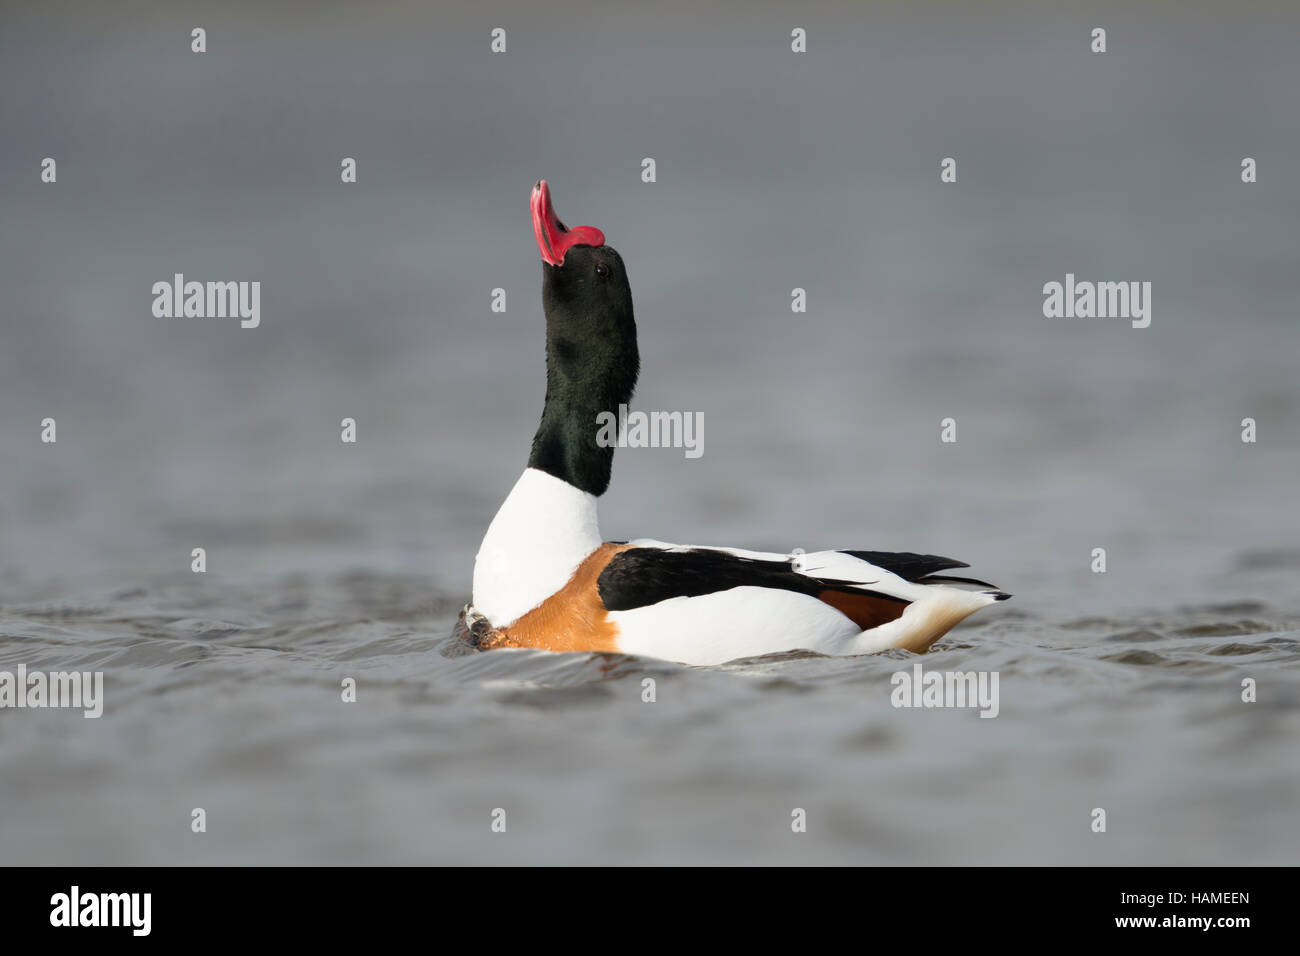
[991,591,1012,602]
[841,551,971,581]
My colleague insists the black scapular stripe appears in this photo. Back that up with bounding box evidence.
[838,550,968,582]
[596,547,908,613]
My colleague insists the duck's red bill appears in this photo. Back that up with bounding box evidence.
[531,180,604,267]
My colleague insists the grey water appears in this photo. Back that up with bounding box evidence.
[1,1,1298,865]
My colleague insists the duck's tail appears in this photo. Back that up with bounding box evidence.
[851,584,1009,654]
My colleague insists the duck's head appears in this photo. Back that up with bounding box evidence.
[531,180,635,346]
[527,181,638,497]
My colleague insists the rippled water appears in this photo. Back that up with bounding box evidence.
[2,1,1299,864]
[2,565,1298,865]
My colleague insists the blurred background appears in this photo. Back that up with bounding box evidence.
[1,0,1297,865]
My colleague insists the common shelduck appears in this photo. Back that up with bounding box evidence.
[459,181,1009,666]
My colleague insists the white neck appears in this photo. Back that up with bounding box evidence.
[472,467,602,626]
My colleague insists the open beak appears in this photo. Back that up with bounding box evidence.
[531,180,605,267]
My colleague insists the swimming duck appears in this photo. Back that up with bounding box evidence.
[461,181,1008,666]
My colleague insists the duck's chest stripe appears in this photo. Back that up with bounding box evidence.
[490,543,631,653]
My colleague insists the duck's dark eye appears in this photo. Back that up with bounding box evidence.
[595,262,611,278]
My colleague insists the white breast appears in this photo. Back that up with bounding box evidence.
[472,468,602,626]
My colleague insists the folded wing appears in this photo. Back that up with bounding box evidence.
[597,542,1003,632]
